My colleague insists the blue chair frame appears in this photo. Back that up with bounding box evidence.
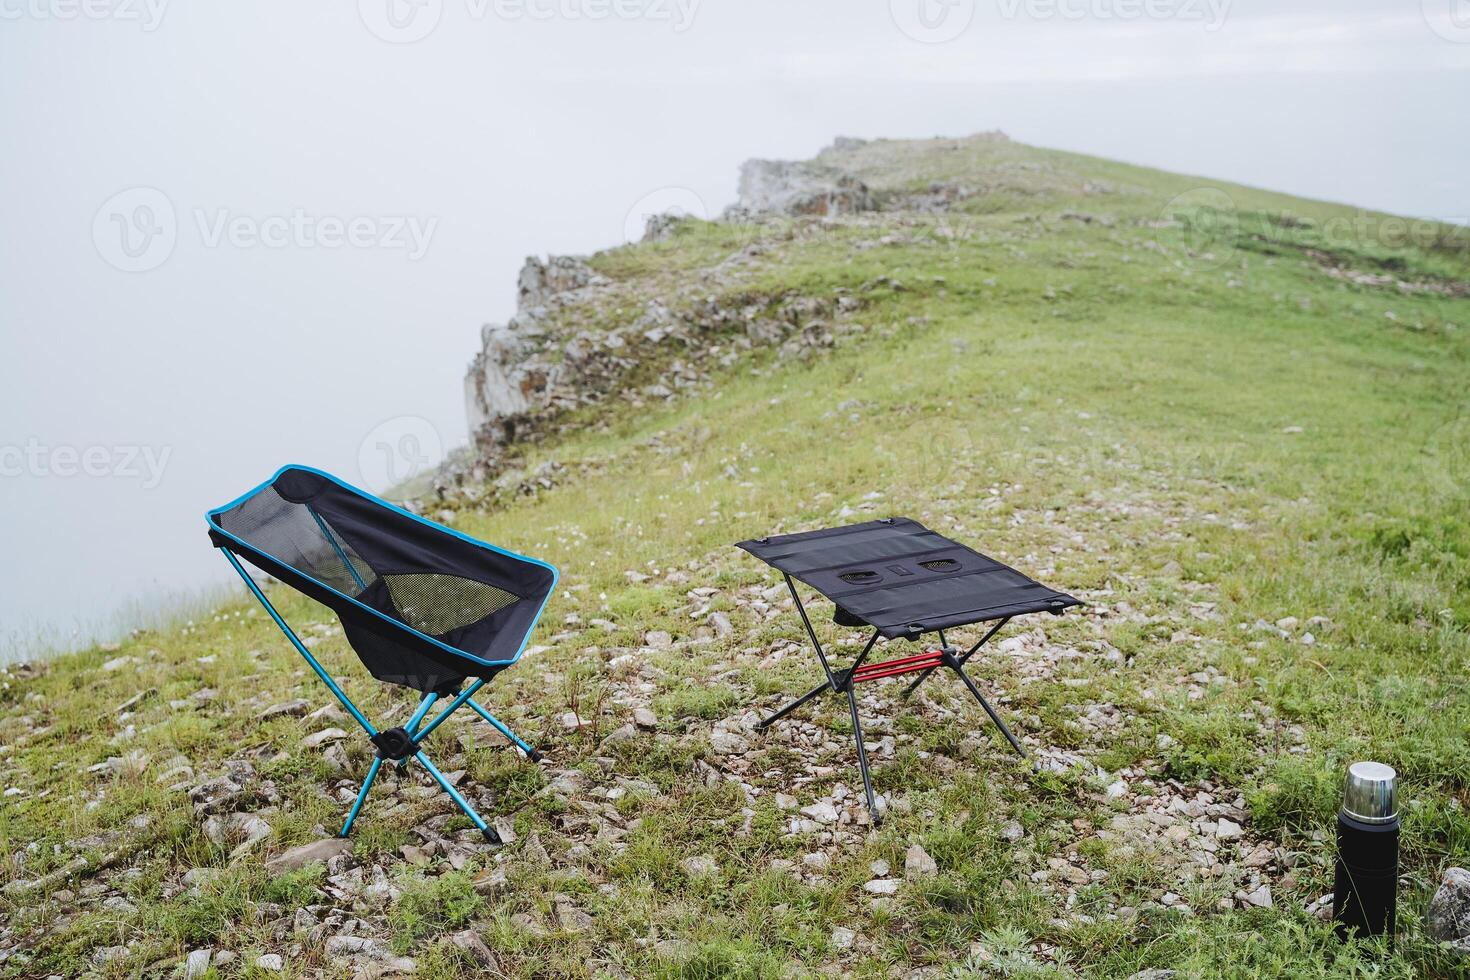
[209,466,557,843]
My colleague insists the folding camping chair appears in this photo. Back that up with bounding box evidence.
[207,465,557,843]
[738,518,1079,826]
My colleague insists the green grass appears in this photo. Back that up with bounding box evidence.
[2,134,1468,978]
[388,868,485,953]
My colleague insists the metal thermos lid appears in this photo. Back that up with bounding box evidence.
[1341,761,1398,824]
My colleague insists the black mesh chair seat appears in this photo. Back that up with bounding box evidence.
[209,465,556,694]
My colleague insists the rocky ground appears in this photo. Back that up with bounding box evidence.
[0,575,1310,978]
[3,134,1469,978]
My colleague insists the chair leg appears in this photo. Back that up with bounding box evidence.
[756,679,831,730]
[843,684,881,827]
[948,660,1028,759]
[339,756,384,837]
[412,679,488,744]
[414,750,501,844]
[396,692,441,771]
[466,699,542,762]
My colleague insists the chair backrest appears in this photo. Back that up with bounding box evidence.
[209,465,557,692]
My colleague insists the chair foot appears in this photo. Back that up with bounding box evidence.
[482,827,503,845]
[528,748,544,763]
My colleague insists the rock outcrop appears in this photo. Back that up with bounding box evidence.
[732,158,873,218]
[462,275,854,468]
[464,255,611,457]
[459,138,1008,482]
[463,314,548,453]
[517,254,607,310]
[824,135,869,154]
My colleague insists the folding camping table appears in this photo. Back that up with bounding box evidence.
[208,465,557,843]
[738,518,1079,826]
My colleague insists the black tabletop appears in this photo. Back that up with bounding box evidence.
[737,518,1080,639]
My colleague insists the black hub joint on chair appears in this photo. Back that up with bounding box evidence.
[370,727,420,761]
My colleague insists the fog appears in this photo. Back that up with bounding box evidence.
[2,0,1467,658]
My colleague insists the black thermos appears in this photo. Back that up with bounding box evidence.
[1332,761,1399,942]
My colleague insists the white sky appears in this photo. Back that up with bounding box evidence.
[2,0,1468,655]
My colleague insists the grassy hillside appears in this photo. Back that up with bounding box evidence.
[3,135,1469,979]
